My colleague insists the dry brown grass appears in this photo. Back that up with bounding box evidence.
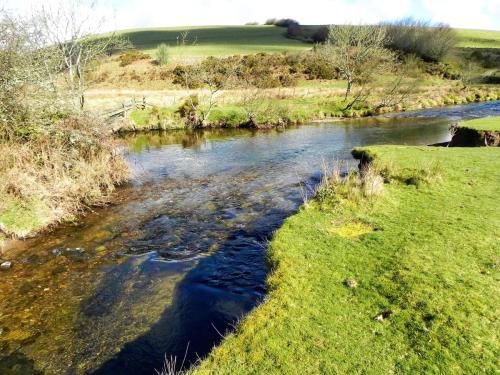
[0,116,129,238]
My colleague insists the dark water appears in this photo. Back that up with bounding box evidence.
[1,101,499,375]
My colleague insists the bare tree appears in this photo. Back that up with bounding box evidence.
[175,57,238,127]
[35,0,128,111]
[321,24,394,101]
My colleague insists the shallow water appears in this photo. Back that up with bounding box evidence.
[1,101,499,374]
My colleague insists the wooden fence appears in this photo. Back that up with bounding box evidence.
[100,97,149,121]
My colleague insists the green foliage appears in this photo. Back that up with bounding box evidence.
[155,43,169,65]
[208,107,249,127]
[424,62,460,79]
[175,96,199,119]
[193,146,500,374]
[118,49,150,67]
[0,196,51,238]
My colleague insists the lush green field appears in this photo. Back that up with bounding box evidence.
[458,116,500,131]
[456,29,500,49]
[115,25,500,62]
[192,146,500,374]
[119,26,310,58]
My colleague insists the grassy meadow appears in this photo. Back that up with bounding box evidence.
[192,145,500,374]
[118,25,310,59]
[116,26,500,57]
[456,29,500,49]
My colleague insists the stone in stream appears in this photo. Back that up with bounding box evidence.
[0,261,12,270]
[52,248,64,256]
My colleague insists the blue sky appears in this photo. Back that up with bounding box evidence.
[6,0,500,31]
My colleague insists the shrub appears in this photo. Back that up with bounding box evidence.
[155,43,169,66]
[383,18,457,62]
[175,95,198,119]
[118,49,150,67]
[265,18,299,28]
[302,51,338,80]
[425,62,460,80]
[312,26,329,43]
[172,65,202,88]
[208,107,249,127]
[274,19,299,28]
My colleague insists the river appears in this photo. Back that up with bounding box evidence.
[1,101,499,374]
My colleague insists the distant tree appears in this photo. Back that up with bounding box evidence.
[265,18,299,28]
[175,57,238,127]
[322,24,393,99]
[312,26,329,43]
[286,23,301,38]
[383,18,457,62]
[319,24,413,110]
[156,43,169,65]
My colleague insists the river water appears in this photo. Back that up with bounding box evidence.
[1,101,499,374]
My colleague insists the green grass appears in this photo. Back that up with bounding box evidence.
[118,26,310,59]
[459,116,500,131]
[0,196,52,238]
[456,29,500,49]
[193,146,500,374]
[111,26,500,62]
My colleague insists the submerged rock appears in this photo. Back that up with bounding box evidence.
[0,261,12,270]
[52,248,64,256]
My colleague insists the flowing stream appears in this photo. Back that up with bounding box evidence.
[1,101,499,374]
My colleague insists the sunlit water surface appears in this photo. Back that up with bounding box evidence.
[1,101,499,374]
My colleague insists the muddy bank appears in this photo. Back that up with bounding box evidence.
[449,126,500,146]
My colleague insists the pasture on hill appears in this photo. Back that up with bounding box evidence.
[117,25,310,59]
[115,25,500,60]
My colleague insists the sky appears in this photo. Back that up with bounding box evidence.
[4,0,500,31]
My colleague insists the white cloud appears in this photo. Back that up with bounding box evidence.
[419,0,500,29]
[3,0,499,31]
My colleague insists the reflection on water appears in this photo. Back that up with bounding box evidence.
[1,101,499,374]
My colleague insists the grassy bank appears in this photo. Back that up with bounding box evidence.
[450,116,500,146]
[192,145,500,374]
[0,118,129,239]
[457,116,500,131]
[123,87,500,132]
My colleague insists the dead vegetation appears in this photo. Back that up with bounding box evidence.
[0,117,128,238]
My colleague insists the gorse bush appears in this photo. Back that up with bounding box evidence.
[156,43,169,65]
[118,49,150,67]
[384,18,457,62]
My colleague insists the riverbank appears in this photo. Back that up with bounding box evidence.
[118,86,500,132]
[0,118,129,241]
[192,145,500,374]
[450,116,500,146]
